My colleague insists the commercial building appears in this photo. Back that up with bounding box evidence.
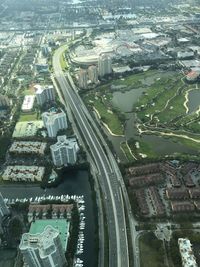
[50,135,79,167]
[21,95,35,112]
[78,69,88,89]
[178,238,197,267]
[20,224,67,267]
[35,84,55,106]
[98,54,112,77]
[0,193,9,224]
[42,109,68,138]
[88,65,98,84]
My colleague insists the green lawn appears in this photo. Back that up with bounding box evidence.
[157,93,186,123]
[22,88,35,96]
[139,232,167,267]
[19,112,38,122]
[120,142,135,161]
[128,138,157,159]
[93,98,124,135]
[60,50,68,70]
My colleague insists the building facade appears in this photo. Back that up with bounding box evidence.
[88,65,98,84]
[35,85,55,106]
[78,69,88,89]
[42,109,68,138]
[98,54,112,77]
[20,225,67,267]
[0,192,9,223]
[50,135,79,167]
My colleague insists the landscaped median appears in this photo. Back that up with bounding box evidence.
[60,46,69,71]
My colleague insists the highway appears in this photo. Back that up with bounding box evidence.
[53,45,129,267]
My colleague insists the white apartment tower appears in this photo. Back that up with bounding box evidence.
[50,135,79,167]
[19,225,67,267]
[42,109,68,138]
[78,69,88,89]
[98,54,112,77]
[0,192,9,223]
[88,65,98,84]
[35,85,55,106]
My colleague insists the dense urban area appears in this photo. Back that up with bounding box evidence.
[0,0,200,267]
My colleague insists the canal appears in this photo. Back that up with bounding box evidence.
[0,169,96,267]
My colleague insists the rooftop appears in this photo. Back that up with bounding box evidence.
[29,219,70,251]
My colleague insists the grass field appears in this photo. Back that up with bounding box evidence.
[19,112,38,122]
[139,232,167,267]
[60,50,68,70]
[84,94,124,135]
[127,138,157,159]
[120,142,135,161]
[93,98,124,135]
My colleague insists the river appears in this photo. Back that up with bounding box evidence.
[0,169,96,267]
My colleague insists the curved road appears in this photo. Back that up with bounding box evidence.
[53,45,129,267]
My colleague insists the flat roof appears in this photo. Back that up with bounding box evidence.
[29,219,70,251]
[12,121,44,138]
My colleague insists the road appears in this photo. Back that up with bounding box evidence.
[53,45,129,267]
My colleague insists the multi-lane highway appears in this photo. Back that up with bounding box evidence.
[53,45,130,267]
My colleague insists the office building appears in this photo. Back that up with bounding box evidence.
[0,193,9,223]
[50,135,79,167]
[98,54,112,77]
[88,65,98,84]
[78,69,88,89]
[42,109,68,138]
[20,225,67,267]
[35,85,55,106]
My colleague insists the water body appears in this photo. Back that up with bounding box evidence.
[108,85,198,161]
[0,170,95,267]
[188,89,200,114]
[112,87,146,113]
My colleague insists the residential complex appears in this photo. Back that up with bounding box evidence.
[178,238,197,267]
[21,95,35,113]
[2,166,45,182]
[0,94,9,108]
[20,225,67,267]
[78,69,88,89]
[35,85,55,106]
[88,65,98,84]
[9,141,47,155]
[0,193,9,224]
[50,135,79,167]
[42,109,68,138]
[98,54,112,77]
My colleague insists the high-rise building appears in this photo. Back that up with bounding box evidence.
[19,225,67,267]
[0,193,9,223]
[42,109,68,138]
[88,65,98,84]
[0,94,10,108]
[35,85,55,106]
[50,135,79,167]
[98,54,112,77]
[78,69,88,89]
